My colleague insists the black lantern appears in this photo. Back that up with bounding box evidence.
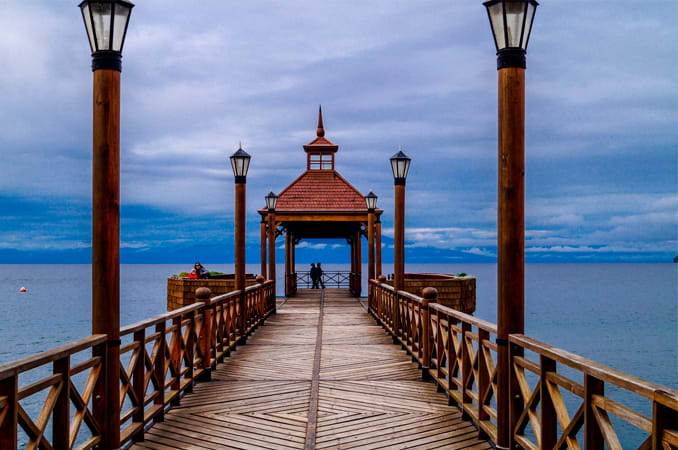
[79,0,134,71]
[483,0,538,68]
[265,191,278,211]
[390,146,411,185]
[365,191,378,212]
[230,145,251,183]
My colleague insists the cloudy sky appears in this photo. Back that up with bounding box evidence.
[0,1,676,264]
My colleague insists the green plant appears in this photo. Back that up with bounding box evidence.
[456,272,467,277]
[208,271,225,276]
[178,272,190,278]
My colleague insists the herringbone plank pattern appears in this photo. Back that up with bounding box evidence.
[132,289,492,449]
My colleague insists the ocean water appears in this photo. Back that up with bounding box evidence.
[0,263,676,446]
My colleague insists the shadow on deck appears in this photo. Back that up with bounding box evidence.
[132,289,492,449]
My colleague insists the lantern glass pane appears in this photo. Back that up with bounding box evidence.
[91,2,112,51]
[523,2,536,49]
[112,3,131,52]
[81,4,96,52]
[241,157,250,176]
[505,1,525,48]
[390,158,399,179]
[399,159,410,179]
[488,3,506,50]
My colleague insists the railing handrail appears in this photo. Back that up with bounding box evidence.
[0,334,107,379]
[120,302,205,336]
[509,333,677,400]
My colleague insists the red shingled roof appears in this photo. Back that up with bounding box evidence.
[276,170,366,211]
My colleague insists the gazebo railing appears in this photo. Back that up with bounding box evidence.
[295,271,352,289]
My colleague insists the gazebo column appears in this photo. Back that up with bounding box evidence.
[376,219,382,277]
[260,219,267,278]
[348,237,355,294]
[285,231,291,296]
[355,229,362,297]
[291,238,296,293]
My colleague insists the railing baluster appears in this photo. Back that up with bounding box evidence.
[0,374,18,450]
[540,355,557,449]
[154,321,166,421]
[585,374,605,449]
[185,311,195,394]
[421,288,437,381]
[170,316,181,406]
[653,390,678,450]
[132,329,145,442]
[508,340,524,449]
[462,321,472,414]
[478,328,490,437]
[52,356,69,449]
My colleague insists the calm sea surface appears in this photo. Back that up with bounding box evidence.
[1,263,676,445]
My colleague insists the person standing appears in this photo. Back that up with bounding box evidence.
[317,262,326,289]
[310,263,319,289]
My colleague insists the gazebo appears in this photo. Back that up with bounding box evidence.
[259,108,383,296]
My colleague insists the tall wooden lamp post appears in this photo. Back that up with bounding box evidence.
[79,1,134,447]
[265,191,278,284]
[390,147,411,294]
[230,145,251,337]
[483,1,538,448]
[365,191,378,281]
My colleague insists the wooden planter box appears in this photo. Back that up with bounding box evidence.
[385,273,476,314]
[167,275,258,311]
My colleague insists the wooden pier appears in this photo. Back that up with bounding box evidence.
[132,289,492,449]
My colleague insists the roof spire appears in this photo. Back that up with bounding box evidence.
[316,104,325,137]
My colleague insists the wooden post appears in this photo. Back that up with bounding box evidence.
[170,317,181,406]
[268,212,276,283]
[235,181,246,337]
[260,219,267,278]
[540,355,557,449]
[285,231,291,296]
[368,210,375,281]
[0,375,18,450]
[53,356,70,449]
[496,66,526,450]
[91,67,121,450]
[393,183,405,293]
[376,219,382,277]
[349,237,355,294]
[421,287,437,381]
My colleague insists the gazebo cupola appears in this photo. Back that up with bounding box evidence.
[304,106,338,170]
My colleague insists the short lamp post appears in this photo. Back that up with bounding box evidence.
[483,1,538,448]
[230,145,251,338]
[390,147,411,294]
[365,191,378,281]
[79,1,133,447]
[265,191,278,283]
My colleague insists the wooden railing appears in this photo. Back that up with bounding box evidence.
[368,279,678,449]
[0,280,275,449]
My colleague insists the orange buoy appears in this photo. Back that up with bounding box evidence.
[20,287,26,292]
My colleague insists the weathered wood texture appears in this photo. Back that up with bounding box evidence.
[131,289,492,449]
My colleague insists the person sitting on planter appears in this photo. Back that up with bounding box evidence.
[194,262,209,279]
[188,269,198,279]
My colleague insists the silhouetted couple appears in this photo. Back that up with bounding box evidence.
[310,263,325,289]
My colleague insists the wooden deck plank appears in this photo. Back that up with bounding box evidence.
[131,289,492,450]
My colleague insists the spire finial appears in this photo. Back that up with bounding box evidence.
[317,104,325,137]
[239,140,242,149]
